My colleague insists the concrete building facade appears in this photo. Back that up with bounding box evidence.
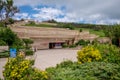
[11,26,98,49]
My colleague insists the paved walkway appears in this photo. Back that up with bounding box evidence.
[0,58,7,79]
[0,49,78,79]
[34,49,77,70]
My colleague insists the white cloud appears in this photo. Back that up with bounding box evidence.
[32,7,82,22]
[56,12,80,22]
[13,0,120,24]
[15,13,28,17]
[32,7,64,21]
[13,13,29,20]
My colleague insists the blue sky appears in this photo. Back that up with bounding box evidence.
[13,0,120,24]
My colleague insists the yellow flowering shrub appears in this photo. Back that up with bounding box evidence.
[3,54,31,80]
[3,54,48,80]
[77,46,102,64]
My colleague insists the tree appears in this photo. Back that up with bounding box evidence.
[0,0,19,27]
[61,23,75,30]
[0,28,18,48]
[0,0,5,20]
[23,39,33,49]
[112,25,120,46]
[104,25,120,46]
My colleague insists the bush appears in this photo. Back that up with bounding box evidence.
[46,61,120,80]
[77,46,102,63]
[56,60,74,68]
[68,26,75,30]
[92,39,99,45]
[0,22,4,27]
[0,78,3,80]
[23,38,33,49]
[3,54,32,80]
[62,43,68,48]
[11,38,25,51]
[29,21,36,25]
[3,54,48,80]
[0,40,7,46]
[104,25,120,47]
[8,18,14,24]
[92,44,120,64]
[76,39,90,46]
[25,50,34,56]
[62,43,77,48]
[0,28,25,51]
[0,28,19,47]
[0,51,9,58]
[29,68,48,80]
[79,29,83,32]
[29,59,35,65]
[60,24,75,30]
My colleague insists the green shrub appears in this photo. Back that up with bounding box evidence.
[76,39,90,46]
[0,22,4,27]
[77,46,102,64]
[30,21,35,25]
[29,59,35,65]
[46,61,120,80]
[0,28,20,47]
[60,24,75,30]
[68,26,75,30]
[104,25,120,47]
[79,29,83,32]
[0,51,9,58]
[25,50,34,56]
[56,60,74,68]
[8,18,14,24]
[92,39,99,45]
[29,68,48,80]
[11,45,25,52]
[0,28,25,51]
[11,39,25,51]
[0,40,7,46]
[62,43,68,48]
[0,78,3,80]
[92,44,120,64]
[23,38,33,49]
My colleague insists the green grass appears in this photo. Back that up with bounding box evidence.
[75,28,105,37]
[24,23,55,28]
[89,29,105,37]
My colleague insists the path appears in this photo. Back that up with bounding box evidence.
[34,49,77,70]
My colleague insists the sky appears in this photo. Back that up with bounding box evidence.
[13,0,120,25]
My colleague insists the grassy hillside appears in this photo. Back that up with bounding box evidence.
[75,28,105,37]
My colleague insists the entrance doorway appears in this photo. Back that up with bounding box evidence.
[49,42,64,49]
[49,43,55,49]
